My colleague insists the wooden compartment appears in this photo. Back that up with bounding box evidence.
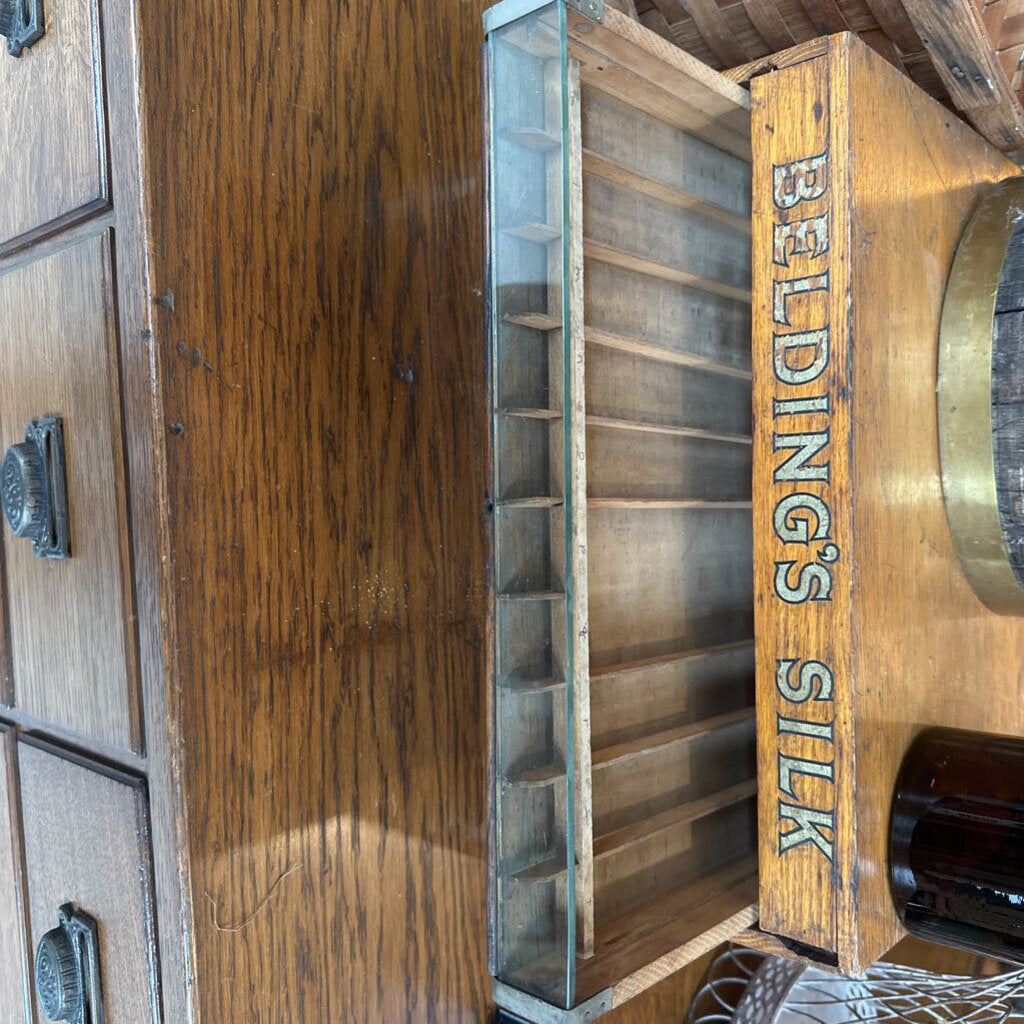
[485,2,756,1015]
[0,232,140,754]
[0,0,109,252]
[19,739,160,1023]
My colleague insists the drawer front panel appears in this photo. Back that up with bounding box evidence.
[19,741,158,1024]
[0,0,108,250]
[0,727,27,1023]
[0,232,140,751]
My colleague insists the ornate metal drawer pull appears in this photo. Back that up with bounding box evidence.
[0,0,44,56]
[2,417,70,560]
[35,904,104,1024]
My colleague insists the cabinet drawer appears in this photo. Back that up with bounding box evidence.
[19,740,158,1024]
[0,232,140,752]
[0,727,27,1024]
[0,0,108,251]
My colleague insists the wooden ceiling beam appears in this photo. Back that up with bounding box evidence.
[879,0,1024,147]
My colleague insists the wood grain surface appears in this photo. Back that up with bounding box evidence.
[0,233,140,753]
[899,0,1024,149]
[18,740,158,1024]
[752,34,1023,972]
[0,0,108,253]
[0,726,29,1024]
[752,48,845,959]
[135,0,712,1019]
[844,40,1022,971]
[604,947,717,1021]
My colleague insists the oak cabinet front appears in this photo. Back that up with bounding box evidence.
[0,0,764,1020]
[19,741,159,1024]
[0,0,109,252]
[0,234,139,754]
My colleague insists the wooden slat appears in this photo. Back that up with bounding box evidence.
[751,41,843,963]
[497,589,564,600]
[592,780,756,927]
[734,926,841,968]
[568,7,751,121]
[983,0,1008,44]
[679,0,752,65]
[648,0,689,22]
[503,775,756,879]
[588,497,753,510]
[508,853,567,883]
[584,239,752,303]
[1005,11,1024,44]
[861,28,905,68]
[596,854,757,953]
[587,327,752,379]
[566,8,752,161]
[591,638,755,680]
[999,42,1024,90]
[566,56,596,959]
[593,779,758,859]
[505,318,754,380]
[496,496,563,508]
[503,312,560,330]
[900,0,1024,148]
[499,407,563,420]
[724,37,829,85]
[587,414,752,446]
[862,0,925,52]
[582,150,750,233]
[504,126,560,152]
[592,707,755,768]
[503,222,561,244]
[577,856,758,1000]
[742,0,798,51]
[586,501,753,673]
[584,173,750,292]
[572,60,753,161]
[504,674,566,694]
[507,315,754,377]
[507,762,566,786]
[799,0,851,34]
[637,5,678,43]
[607,899,758,1006]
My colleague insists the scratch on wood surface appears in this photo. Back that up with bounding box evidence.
[203,864,300,933]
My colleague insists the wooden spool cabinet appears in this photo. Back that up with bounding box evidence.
[484,1,757,1018]
[485,2,1024,1016]
[752,33,1024,974]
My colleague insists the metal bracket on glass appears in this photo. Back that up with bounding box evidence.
[483,0,603,36]
[2,416,71,560]
[493,981,614,1024]
[35,904,105,1024]
[0,0,44,56]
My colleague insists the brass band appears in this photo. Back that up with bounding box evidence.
[939,175,1024,614]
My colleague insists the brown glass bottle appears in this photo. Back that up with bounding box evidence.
[890,727,1024,963]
